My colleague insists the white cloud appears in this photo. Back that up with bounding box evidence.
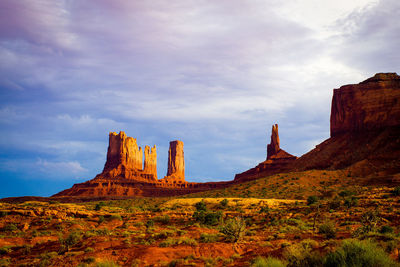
[36,159,87,175]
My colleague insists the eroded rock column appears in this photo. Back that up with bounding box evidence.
[144,145,157,179]
[267,124,280,159]
[166,140,185,181]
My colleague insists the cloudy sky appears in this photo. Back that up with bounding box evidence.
[0,0,399,197]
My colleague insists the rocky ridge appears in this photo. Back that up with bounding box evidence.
[53,72,400,198]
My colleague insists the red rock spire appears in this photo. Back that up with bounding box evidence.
[267,124,280,159]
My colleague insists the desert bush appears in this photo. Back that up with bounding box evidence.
[282,239,324,267]
[360,210,380,233]
[84,247,95,253]
[109,214,122,221]
[96,261,120,267]
[259,205,270,213]
[154,215,171,225]
[82,257,96,264]
[379,225,394,234]
[145,219,154,228]
[220,217,246,243]
[328,198,341,210]
[344,197,358,208]
[195,200,207,211]
[159,237,198,247]
[200,233,219,243]
[318,222,336,239]
[60,231,82,252]
[338,190,355,198]
[220,199,229,208]
[2,223,18,232]
[251,256,286,267]
[392,186,400,196]
[155,229,175,239]
[94,201,106,211]
[193,210,222,225]
[307,196,318,205]
[324,239,398,267]
[0,246,11,255]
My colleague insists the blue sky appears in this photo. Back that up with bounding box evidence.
[0,0,399,197]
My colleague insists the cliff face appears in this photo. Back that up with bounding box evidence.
[294,73,400,182]
[330,73,400,137]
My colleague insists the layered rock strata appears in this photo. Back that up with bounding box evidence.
[330,73,400,136]
[292,73,400,183]
[234,124,297,182]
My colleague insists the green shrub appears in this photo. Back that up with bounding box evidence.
[0,246,11,255]
[96,261,120,267]
[193,211,222,225]
[60,231,82,251]
[159,237,198,247]
[84,247,95,253]
[154,215,171,225]
[146,220,154,228]
[328,198,341,210]
[344,197,358,208]
[379,225,394,234]
[200,233,219,243]
[251,256,286,267]
[324,239,398,267]
[220,199,229,208]
[307,196,318,205]
[95,201,106,211]
[339,190,355,198]
[319,222,336,239]
[109,214,122,221]
[284,241,323,267]
[2,223,18,232]
[392,186,400,196]
[83,257,96,264]
[360,210,380,233]
[220,217,246,243]
[195,200,207,211]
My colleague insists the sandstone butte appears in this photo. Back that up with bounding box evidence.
[54,72,400,198]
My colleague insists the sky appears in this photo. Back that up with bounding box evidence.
[0,0,399,197]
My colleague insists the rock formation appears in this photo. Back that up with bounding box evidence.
[101,131,156,182]
[330,73,400,136]
[235,124,297,182]
[144,145,157,179]
[54,72,400,198]
[53,133,229,197]
[292,73,400,183]
[267,124,280,159]
[165,140,185,181]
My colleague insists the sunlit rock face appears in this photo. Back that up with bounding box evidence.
[54,133,229,197]
[165,140,185,182]
[102,131,156,182]
[330,73,400,137]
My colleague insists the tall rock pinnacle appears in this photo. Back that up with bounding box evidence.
[166,140,185,181]
[144,145,157,179]
[267,124,280,159]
